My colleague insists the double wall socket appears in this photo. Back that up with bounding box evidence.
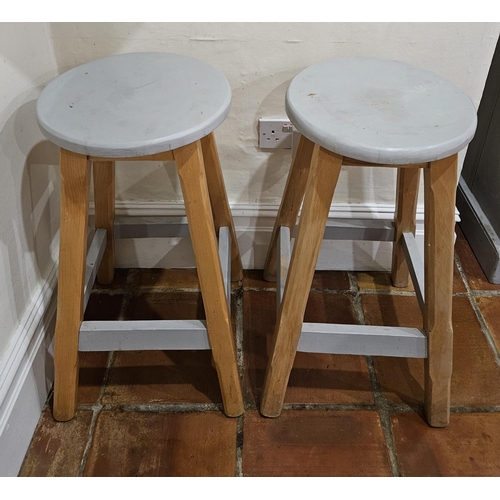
[258,118,294,149]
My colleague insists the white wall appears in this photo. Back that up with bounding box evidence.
[0,23,59,358]
[47,22,500,209]
[0,24,61,475]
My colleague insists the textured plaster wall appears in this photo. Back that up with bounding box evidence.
[0,23,60,356]
[48,22,500,207]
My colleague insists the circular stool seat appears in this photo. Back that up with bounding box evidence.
[285,57,477,164]
[36,52,231,158]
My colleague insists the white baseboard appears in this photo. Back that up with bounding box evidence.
[109,201,434,271]
[457,179,500,283]
[0,265,57,477]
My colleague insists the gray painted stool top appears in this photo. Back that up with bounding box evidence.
[36,52,231,157]
[286,57,477,164]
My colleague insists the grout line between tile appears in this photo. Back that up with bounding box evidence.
[76,408,100,477]
[454,254,500,367]
[91,283,500,298]
[282,403,377,411]
[89,288,130,296]
[358,289,416,296]
[348,272,365,326]
[111,268,138,320]
[468,290,500,297]
[132,287,202,293]
[242,286,277,292]
[377,408,401,477]
[280,401,425,412]
[234,286,245,477]
[358,290,492,298]
[78,400,467,414]
[77,396,500,418]
[311,288,354,295]
[85,402,224,413]
[450,405,500,413]
[77,351,115,476]
[234,289,244,381]
[125,268,139,291]
[349,272,401,477]
[365,356,402,477]
[384,403,423,413]
[242,285,353,294]
[235,414,244,477]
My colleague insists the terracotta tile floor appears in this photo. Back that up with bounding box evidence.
[19,226,500,476]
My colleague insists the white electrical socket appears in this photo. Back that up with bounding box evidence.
[258,118,294,149]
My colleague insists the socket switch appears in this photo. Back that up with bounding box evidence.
[259,118,294,149]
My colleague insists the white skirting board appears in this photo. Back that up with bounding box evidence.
[456,178,500,283]
[0,264,57,477]
[0,200,460,477]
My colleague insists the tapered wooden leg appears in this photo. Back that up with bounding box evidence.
[263,134,315,281]
[174,140,244,417]
[93,161,115,285]
[53,149,90,421]
[424,154,458,427]
[201,132,243,281]
[391,167,421,287]
[261,145,343,417]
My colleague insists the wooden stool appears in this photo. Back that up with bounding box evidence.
[36,52,244,421]
[261,57,477,427]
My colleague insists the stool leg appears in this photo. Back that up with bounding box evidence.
[201,132,243,281]
[261,145,343,417]
[263,134,315,281]
[174,140,244,417]
[391,167,421,287]
[424,154,458,427]
[93,161,115,285]
[53,149,90,421]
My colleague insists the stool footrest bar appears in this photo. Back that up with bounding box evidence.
[298,323,427,358]
[218,226,231,309]
[79,320,210,351]
[277,226,291,313]
[111,217,395,242]
[83,228,107,310]
[402,231,425,313]
[113,216,190,239]
[291,219,395,241]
